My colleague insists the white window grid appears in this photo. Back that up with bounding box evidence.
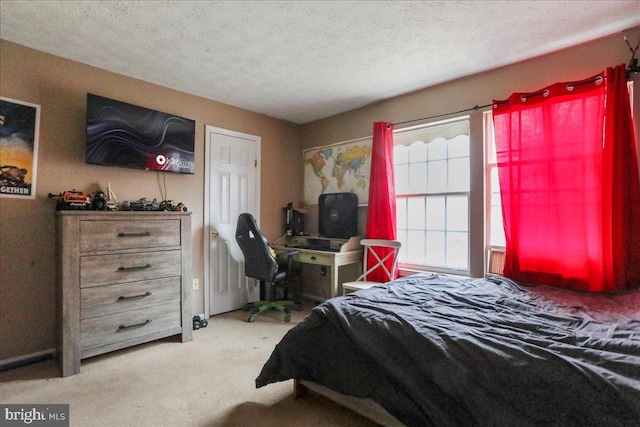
[394,118,470,273]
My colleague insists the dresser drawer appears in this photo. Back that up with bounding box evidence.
[79,219,181,252]
[80,250,181,288]
[80,301,181,352]
[81,277,181,319]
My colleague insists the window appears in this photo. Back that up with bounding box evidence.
[394,118,470,273]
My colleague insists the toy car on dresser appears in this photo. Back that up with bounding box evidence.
[158,200,187,212]
[48,190,92,210]
[48,189,109,211]
[127,198,160,211]
[120,198,187,212]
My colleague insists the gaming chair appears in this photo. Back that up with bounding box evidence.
[235,213,300,322]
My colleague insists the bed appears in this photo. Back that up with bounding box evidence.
[255,273,640,426]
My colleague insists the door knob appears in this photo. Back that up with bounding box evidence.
[211,230,219,237]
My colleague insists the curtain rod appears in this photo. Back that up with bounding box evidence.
[389,75,606,129]
[389,103,492,129]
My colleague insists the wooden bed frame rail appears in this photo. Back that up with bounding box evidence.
[294,379,405,427]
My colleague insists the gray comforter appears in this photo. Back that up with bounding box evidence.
[255,274,640,426]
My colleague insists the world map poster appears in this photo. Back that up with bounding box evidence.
[303,137,372,206]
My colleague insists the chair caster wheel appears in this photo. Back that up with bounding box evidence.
[248,315,257,323]
[284,314,291,322]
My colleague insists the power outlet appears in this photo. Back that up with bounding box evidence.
[320,266,326,276]
[192,278,200,290]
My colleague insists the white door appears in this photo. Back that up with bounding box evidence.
[205,126,260,316]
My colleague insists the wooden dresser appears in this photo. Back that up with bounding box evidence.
[55,211,192,377]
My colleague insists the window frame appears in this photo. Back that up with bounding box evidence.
[393,116,471,275]
[483,110,505,254]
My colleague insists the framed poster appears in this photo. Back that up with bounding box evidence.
[0,97,40,199]
[303,136,372,206]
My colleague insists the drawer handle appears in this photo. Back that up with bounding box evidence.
[118,264,152,272]
[310,256,316,260]
[118,291,152,301]
[118,319,152,330]
[118,231,151,237]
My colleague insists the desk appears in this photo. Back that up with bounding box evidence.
[272,235,362,298]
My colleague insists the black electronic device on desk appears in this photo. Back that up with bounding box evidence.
[306,240,338,252]
[282,243,335,252]
[285,202,305,236]
[318,193,358,239]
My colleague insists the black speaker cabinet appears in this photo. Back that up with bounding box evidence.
[318,193,358,239]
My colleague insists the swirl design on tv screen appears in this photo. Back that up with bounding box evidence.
[86,94,195,174]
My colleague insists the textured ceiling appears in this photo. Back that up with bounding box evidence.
[1,1,640,124]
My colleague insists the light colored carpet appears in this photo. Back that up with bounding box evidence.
[0,302,377,426]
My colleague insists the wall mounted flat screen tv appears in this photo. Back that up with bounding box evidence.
[86,93,195,174]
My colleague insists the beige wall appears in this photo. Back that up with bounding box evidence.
[301,27,640,283]
[0,40,302,361]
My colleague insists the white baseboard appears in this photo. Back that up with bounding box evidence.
[0,348,56,372]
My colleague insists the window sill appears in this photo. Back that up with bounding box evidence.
[398,267,469,278]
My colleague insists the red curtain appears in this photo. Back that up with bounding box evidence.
[604,65,640,289]
[493,65,640,292]
[365,122,397,282]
